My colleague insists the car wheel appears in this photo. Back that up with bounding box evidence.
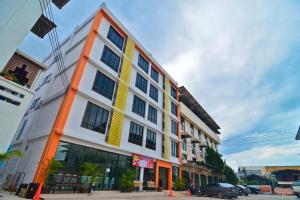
[245,193,248,196]
[218,192,223,199]
[197,192,202,197]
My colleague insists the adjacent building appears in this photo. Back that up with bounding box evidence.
[0,50,46,153]
[2,4,181,191]
[0,0,69,153]
[179,86,221,186]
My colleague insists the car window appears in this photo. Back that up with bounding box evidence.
[237,185,246,188]
[219,183,234,188]
[293,181,300,186]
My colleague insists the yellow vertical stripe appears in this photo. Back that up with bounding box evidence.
[107,38,135,146]
[164,77,171,160]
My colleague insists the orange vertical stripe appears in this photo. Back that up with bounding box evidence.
[33,10,104,183]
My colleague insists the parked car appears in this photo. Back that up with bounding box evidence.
[248,186,260,194]
[188,184,201,196]
[236,185,250,196]
[200,183,238,199]
[293,180,300,198]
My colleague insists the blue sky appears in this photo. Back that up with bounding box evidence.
[20,0,300,170]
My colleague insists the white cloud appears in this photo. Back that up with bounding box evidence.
[224,142,300,171]
[158,0,300,140]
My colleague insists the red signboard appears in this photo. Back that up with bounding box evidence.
[132,154,154,169]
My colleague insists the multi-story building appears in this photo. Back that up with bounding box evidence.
[0,0,69,154]
[1,4,181,191]
[179,86,221,186]
[0,50,46,153]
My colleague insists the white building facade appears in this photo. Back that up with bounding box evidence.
[2,5,181,191]
[179,86,221,186]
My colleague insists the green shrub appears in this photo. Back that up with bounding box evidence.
[174,179,185,191]
[119,170,135,192]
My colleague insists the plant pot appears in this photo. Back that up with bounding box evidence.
[4,75,13,81]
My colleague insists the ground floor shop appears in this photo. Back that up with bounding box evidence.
[45,141,179,192]
[181,162,220,187]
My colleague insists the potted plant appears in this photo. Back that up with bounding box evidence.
[119,170,135,192]
[0,72,20,84]
[45,159,64,193]
[81,162,100,195]
[173,179,186,191]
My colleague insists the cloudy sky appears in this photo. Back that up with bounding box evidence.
[20,0,300,170]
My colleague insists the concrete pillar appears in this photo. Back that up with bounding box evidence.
[139,167,144,191]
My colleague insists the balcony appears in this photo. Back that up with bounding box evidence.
[191,137,201,143]
[181,130,192,138]
[0,76,34,152]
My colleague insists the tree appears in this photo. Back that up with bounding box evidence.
[205,147,225,174]
[81,162,100,185]
[0,150,22,162]
[224,165,238,185]
[45,159,64,188]
[119,170,135,192]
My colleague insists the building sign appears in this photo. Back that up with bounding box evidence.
[132,153,154,168]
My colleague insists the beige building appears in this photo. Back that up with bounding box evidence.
[179,86,221,186]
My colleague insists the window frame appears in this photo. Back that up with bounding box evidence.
[171,101,177,115]
[92,71,116,100]
[100,45,121,72]
[137,54,149,74]
[81,102,110,134]
[149,84,158,102]
[146,129,156,150]
[148,105,157,124]
[135,73,148,93]
[128,121,144,146]
[107,25,125,51]
[150,67,159,82]
[132,95,146,118]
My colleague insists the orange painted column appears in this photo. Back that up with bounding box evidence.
[155,160,173,191]
[33,10,104,184]
[176,87,182,179]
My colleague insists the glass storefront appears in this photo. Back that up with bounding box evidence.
[52,141,138,190]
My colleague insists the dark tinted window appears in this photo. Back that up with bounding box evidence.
[146,129,156,150]
[148,105,157,124]
[101,46,121,72]
[128,121,144,146]
[132,95,146,117]
[149,84,158,102]
[171,102,177,115]
[107,26,124,50]
[92,71,115,100]
[138,54,149,73]
[171,86,177,99]
[171,140,178,157]
[171,120,177,135]
[151,67,159,82]
[135,73,148,93]
[81,102,109,134]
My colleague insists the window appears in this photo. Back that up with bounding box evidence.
[135,73,148,93]
[182,139,187,151]
[150,67,159,82]
[192,143,196,154]
[198,130,202,140]
[81,102,109,134]
[146,129,156,150]
[138,54,149,73]
[30,97,41,110]
[171,86,177,99]
[41,73,52,86]
[190,124,194,136]
[148,105,157,124]
[92,71,115,100]
[132,95,146,117]
[101,45,121,72]
[171,120,177,135]
[180,116,185,132]
[171,102,177,115]
[182,153,187,160]
[128,121,144,146]
[16,120,28,140]
[171,140,178,157]
[107,26,124,50]
[149,84,158,102]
